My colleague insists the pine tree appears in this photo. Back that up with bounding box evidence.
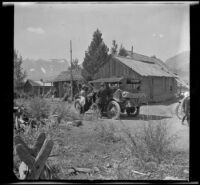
[14,50,26,91]
[118,44,128,57]
[68,58,81,71]
[82,29,110,80]
[111,40,118,55]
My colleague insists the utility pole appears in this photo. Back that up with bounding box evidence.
[70,40,73,100]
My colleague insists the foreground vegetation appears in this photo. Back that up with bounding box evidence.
[13,98,189,180]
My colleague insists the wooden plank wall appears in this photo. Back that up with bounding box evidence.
[95,58,140,80]
[94,58,177,102]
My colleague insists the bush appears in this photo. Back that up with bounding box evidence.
[120,121,178,165]
[93,122,121,143]
[142,121,178,164]
[53,102,81,124]
[28,97,50,120]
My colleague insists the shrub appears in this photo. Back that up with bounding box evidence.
[28,97,50,120]
[141,121,178,164]
[53,102,81,124]
[120,125,147,165]
[120,120,178,165]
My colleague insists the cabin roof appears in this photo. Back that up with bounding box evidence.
[53,70,83,82]
[114,56,174,77]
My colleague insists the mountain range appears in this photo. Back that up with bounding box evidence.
[22,51,189,84]
[22,58,69,81]
[165,50,189,83]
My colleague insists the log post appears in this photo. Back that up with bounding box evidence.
[31,139,53,179]
[14,133,54,180]
[32,132,46,156]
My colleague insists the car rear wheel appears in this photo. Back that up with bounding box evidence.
[175,102,184,120]
[127,107,140,117]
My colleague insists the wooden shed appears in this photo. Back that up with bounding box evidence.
[24,79,53,97]
[93,53,178,102]
[52,70,84,98]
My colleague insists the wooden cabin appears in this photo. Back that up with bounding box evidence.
[52,70,84,98]
[93,53,178,103]
[24,79,53,97]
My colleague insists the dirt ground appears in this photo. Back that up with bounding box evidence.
[14,98,189,180]
[57,100,189,180]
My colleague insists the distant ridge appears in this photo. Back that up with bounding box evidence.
[22,58,69,81]
[165,51,189,83]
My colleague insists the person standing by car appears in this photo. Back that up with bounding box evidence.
[181,92,190,125]
[96,82,112,116]
[62,83,71,101]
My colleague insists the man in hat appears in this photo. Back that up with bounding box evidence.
[96,82,112,116]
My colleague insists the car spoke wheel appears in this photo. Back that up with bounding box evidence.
[175,102,184,120]
[127,107,140,117]
[132,107,140,117]
[74,100,82,114]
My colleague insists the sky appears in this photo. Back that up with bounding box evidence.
[14,2,190,63]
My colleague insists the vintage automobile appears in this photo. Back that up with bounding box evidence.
[74,90,98,115]
[74,77,147,119]
[107,88,146,119]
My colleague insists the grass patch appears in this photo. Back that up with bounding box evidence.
[115,120,186,180]
[93,121,121,143]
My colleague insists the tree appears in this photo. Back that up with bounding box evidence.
[118,44,128,57]
[14,50,26,91]
[82,29,110,80]
[68,58,81,71]
[111,40,118,55]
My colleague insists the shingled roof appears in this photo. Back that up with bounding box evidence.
[126,51,176,76]
[26,79,52,86]
[114,55,174,77]
[53,70,83,82]
[26,79,41,86]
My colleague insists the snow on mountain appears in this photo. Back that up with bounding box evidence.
[22,58,69,81]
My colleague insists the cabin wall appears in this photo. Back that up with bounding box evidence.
[140,77,151,101]
[53,81,81,98]
[43,86,52,95]
[24,82,32,94]
[53,82,59,97]
[94,58,142,93]
[94,58,177,103]
[94,58,141,80]
[143,76,177,102]
[24,82,39,96]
